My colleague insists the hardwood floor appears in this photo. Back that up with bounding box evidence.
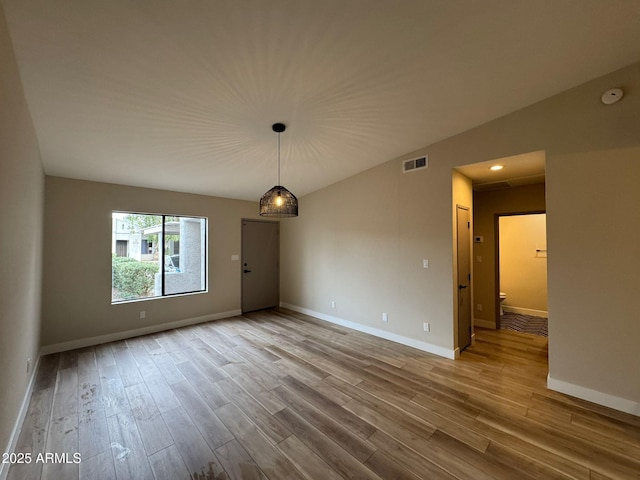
[7,308,640,480]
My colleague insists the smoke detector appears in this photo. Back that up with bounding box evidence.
[601,88,623,105]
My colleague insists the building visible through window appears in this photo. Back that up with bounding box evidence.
[111,212,207,303]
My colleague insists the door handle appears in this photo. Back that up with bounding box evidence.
[458,284,468,289]
[244,269,252,273]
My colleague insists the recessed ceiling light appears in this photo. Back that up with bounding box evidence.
[489,165,504,171]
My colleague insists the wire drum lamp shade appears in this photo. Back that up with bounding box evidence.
[260,185,298,217]
[260,123,298,217]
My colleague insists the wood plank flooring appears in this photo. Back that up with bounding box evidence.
[7,308,640,480]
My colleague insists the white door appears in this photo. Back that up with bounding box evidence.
[241,220,279,313]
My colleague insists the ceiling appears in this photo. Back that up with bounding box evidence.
[3,1,640,201]
[456,151,546,190]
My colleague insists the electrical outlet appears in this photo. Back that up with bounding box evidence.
[331,300,336,309]
[477,304,483,311]
[423,259,429,269]
[382,312,388,322]
[423,322,430,332]
[140,310,146,319]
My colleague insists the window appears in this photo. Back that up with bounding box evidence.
[111,212,207,303]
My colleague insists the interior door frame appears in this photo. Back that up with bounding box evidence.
[241,218,280,313]
[494,209,546,328]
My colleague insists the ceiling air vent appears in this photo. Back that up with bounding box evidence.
[402,155,428,173]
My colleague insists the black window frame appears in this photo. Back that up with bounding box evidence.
[111,211,208,304]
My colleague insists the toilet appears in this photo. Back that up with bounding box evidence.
[499,292,507,315]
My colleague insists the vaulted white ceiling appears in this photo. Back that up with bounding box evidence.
[3,0,640,200]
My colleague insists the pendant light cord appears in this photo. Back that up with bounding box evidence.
[277,132,281,185]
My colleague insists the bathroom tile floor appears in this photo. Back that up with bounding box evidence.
[500,312,548,337]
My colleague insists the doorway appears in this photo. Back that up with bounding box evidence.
[241,219,280,313]
[456,205,472,351]
[496,212,548,334]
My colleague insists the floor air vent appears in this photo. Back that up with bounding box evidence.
[403,155,428,173]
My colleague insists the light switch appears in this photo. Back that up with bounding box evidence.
[477,256,482,263]
[231,254,239,261]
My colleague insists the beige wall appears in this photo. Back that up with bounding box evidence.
[499,213,547,314]
[42,177,260,348]
[281,156,458,354]
[473,183,546,327]
[547,148,640,408]
[281,61,640,412]
[0,4,44,462]
[451,170,473,351]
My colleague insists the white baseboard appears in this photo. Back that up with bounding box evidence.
[0,356,41,480]
[40,309,242,355]
[474,318,496,329]
[547,374,640,417]
[281,303,457,360]
[502,306,548,317]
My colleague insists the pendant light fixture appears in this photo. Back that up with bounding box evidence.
[259,123,298,217]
